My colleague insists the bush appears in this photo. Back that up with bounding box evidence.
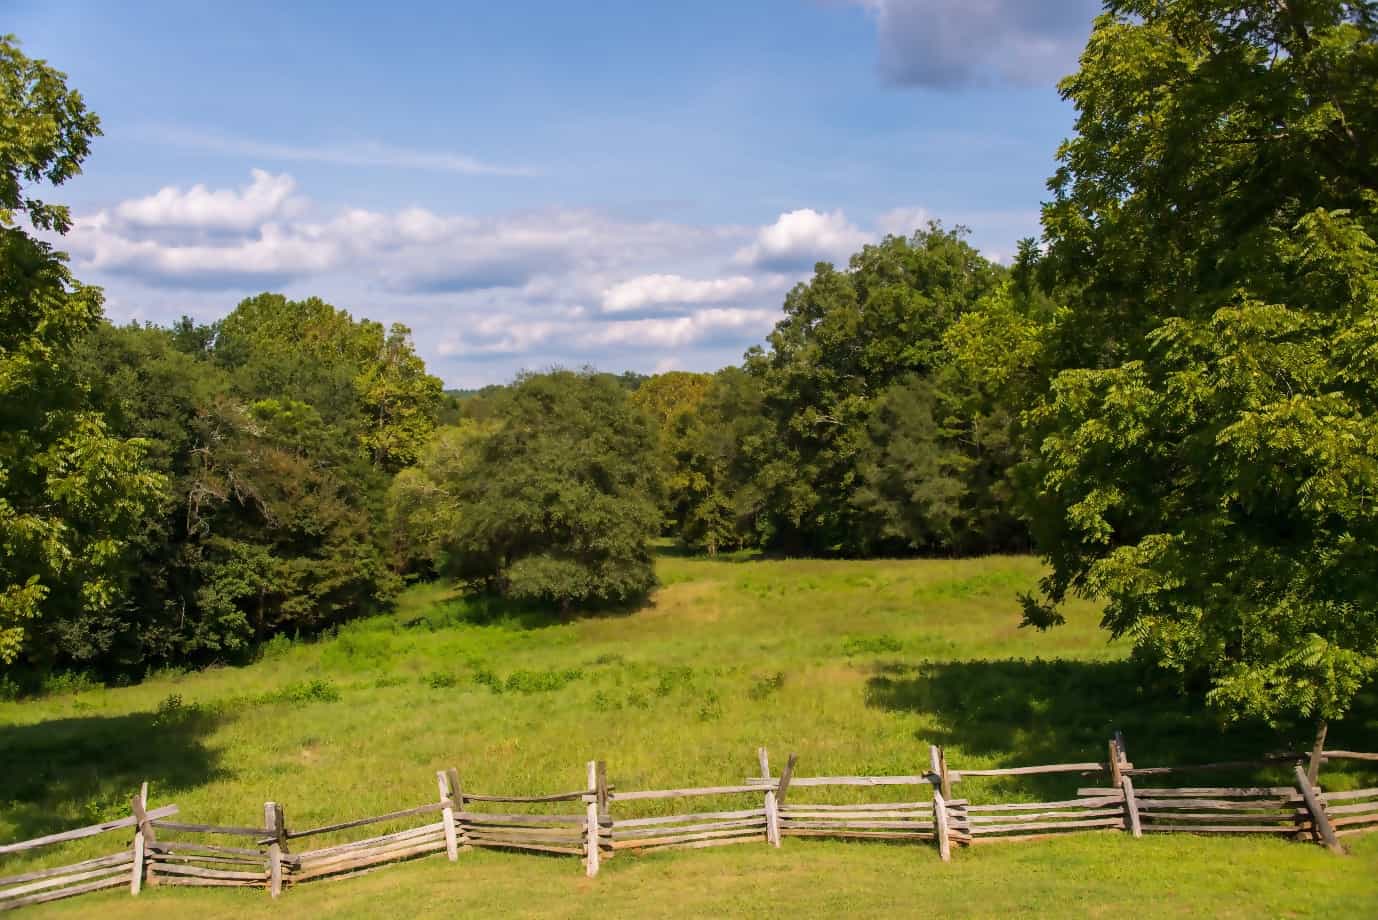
[439,371,662,610]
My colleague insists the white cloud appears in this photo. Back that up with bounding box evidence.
[63,170,1034,385]
[850,0,1100,88]
[113,169,301,231]
[601,273,758,314]
[146,126,542,177]
[733,208,869,271]
[582,308,778,349]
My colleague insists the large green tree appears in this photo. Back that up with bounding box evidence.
[1024,1,1378,743]
[441,370,661,610]
[0,36,163,667]
[745,225,1016,554]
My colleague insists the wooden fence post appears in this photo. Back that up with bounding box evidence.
[596,759,610,860]
[928,745,953,861]
[129,782,153,895]
[585,761,601,878]
[1110,732,1141,838]
[264,802,284,897]
[777,753,797,807]
[1293,765,1342,854]
[759,747,781,848]
[929,744,952,797]
[448,768,468,851]
[932,790,953,862]
[1121,776,1142,838]
[437,769,459,861]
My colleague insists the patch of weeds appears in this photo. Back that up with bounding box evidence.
[82,790,130,824]
[590,652,626,667]
[655,666,695,697]
[423,671,458,689]
[42,671,99,696]
[373,674,408,689]
[842,634,903,657]
[0,675,21,701]
[504,668,583,693]
[749,671,786,701]
[592,689,620,711]
[923,570,1029,600]
[319,629,394,672]
[625,690,650,710]
[697,689,723,722]
[258,633,295,661]
[259,679,341,705]
[471,666,503,693]
[152,692,197,726]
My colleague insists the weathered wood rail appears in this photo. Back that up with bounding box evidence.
[3,740,1374,911]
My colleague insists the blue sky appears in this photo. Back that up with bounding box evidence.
[11,0,1100,387]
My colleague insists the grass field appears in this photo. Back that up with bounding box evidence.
[4,551,1377,917]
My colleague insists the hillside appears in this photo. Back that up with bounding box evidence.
[4,552,1376,917]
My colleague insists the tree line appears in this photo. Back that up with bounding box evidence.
[4,1,1378,742]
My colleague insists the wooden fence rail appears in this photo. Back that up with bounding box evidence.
[3,737,1376,911]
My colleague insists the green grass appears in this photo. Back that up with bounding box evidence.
[4,552,1377,917]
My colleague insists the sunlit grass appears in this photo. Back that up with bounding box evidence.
[4,552,1376,917]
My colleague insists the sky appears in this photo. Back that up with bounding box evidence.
[10,0,1100,388]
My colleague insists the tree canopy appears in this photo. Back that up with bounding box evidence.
[0,36,164,668]
[1022,0,1378,731]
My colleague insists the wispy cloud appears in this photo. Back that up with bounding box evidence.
[143,125,543,177]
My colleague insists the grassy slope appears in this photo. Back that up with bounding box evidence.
[4,553,1377,917]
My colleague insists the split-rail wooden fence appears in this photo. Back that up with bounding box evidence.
[3,738,1375,912]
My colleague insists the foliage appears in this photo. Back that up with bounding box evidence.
[1023,0,1378,727]
[664,367,773,554]
[438,370,662,609]
[385,420,494,576]
[0,36,164,667]
[742,225,1021,554]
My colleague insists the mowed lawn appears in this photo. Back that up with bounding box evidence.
[4,552,1377,917]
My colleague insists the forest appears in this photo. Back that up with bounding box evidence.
[4,0,1378,753]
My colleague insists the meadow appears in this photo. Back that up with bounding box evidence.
[3,551,1377,917]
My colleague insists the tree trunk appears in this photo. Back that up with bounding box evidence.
[1307,717,1328,787]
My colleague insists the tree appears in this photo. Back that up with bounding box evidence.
[76,316,409,669]
[629,371,712,533]
[384,421,492,575]
[745,225,1014,554]
[444,370,661,609]
[1024,1,1378,743]
[670,367,773,554]
[215,294,443,473]
[0,36,163,668]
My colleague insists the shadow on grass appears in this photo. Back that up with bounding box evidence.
[864,658,1378,798]
[0,706,226,844]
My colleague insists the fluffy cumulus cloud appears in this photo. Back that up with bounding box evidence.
[733,209,870,271]
[850,0,1101,88]
[112,169,303,231]
[600,274,759,314]
[62,170,1024,386]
